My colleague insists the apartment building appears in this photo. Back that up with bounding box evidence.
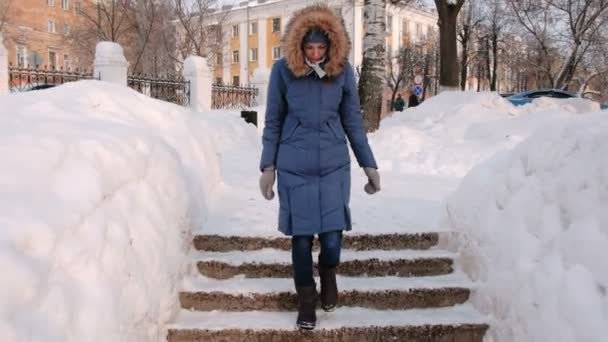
[1,0,91,70]
[203,0,438,85]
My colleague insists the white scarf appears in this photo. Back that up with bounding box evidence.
[305,57,327,78]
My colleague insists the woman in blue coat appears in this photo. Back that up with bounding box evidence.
[258,4,380,330]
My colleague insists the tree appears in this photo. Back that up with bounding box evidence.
[358,0,387,132]
[482,0,507,91]
[434,0,466,91]
[173,0,228,62]
[508,0,608,90]
[457,0,482,90]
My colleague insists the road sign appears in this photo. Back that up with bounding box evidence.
[413,85,424,97]
[414,75,423,85]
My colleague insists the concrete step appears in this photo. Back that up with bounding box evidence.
[193,249,454,279]
[167,305,488,342]
[179,273,472,311]
[193,233,440,252]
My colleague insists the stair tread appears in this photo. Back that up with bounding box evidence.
[192,248,455,265]
[182,273,473,294]
[169,304,487,330]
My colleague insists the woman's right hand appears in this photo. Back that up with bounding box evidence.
[259,166,276,200]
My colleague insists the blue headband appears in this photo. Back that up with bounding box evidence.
[303,28,329,45]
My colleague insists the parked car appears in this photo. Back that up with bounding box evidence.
[506,89,578,106]
[507,89,608,110]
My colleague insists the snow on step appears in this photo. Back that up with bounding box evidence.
[169,304,487,330]
[182,272,473,294]
[191,248,456,265]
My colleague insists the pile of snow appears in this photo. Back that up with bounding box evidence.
[0,81,221,341]
[444,114,608,341]
[372,92,600,177]
[526,96,601,114]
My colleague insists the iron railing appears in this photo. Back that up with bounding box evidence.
[8,64,96,91]
[127,74,191,107]
[212,83,258,109]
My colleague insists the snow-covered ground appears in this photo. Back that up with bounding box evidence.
[0,81,221,341]
[1,79,606,341]
[444,112,608,341]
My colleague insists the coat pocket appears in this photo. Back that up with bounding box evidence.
[326,120,346,143]
[280,117,300,143]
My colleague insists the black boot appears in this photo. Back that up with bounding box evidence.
[295,286,317,330]
[319,264,338,312]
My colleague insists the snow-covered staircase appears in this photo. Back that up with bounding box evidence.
[167,233,489,341]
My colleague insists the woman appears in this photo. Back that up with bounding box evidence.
[258,4,380,330]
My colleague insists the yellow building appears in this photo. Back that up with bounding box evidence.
[202,0,437,86]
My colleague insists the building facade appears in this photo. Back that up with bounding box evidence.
[204,0,438,86]
[1,0,91,70]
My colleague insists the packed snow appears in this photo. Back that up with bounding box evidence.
[2,76,606,341]
[0,81,221,341]
[444,114,608,342]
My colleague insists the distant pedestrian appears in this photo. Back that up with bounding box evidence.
[408,93,420,107]
[393,93,405,112]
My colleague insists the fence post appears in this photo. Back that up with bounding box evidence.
[94,42,128,86]
[0,39,8,94]
[182,56,211,112]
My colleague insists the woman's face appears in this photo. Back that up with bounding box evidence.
[304,43,327,63]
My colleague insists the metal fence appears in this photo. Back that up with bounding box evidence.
[127,74,191,107]
[212,84,258,109]
[8,64,96,91]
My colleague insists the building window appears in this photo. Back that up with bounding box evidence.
[63,54,70,70]
[215,77,222,84]
[273,46,281,60]
[387,45,392,58]
[62,0,69,10]
[216,53,222,65]
[386,15,392,33]
[232,76,240,86]
[249,48,258,62]
[272,18,281,32]
[232,24,239,38]
[250,21,258,35]
[16,46,27,67]
[48,20,56,33]
[63,24,70,35]
[232,50,239,64]
[334,7,342,18]
[416,23,422,39]
[48,0,55,6]
[48,51,57,69]
[76,1,82,13]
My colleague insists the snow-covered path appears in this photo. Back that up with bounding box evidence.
[198,109,458,237]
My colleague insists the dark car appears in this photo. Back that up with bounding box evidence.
[506,89,578,106]
[508,89,608,110]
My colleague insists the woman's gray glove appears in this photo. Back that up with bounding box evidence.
[363,167,380,194]
[259,166,276,200]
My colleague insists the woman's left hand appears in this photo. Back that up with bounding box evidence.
[363,167,380,194]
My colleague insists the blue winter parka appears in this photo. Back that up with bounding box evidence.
[259,5,377,236]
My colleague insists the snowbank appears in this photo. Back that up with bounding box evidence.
[372,92,596,177]
[444,114,608,341]
[0,81,221,341]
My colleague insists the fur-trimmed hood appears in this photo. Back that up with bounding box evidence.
[282,4,351,78]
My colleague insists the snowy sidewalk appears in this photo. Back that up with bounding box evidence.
[199,110,459,237]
